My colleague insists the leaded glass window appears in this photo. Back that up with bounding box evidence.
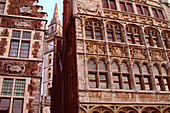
[121,62,128,73]
[1,79,13,96]
[113,74,120,89]
[14,79,25,96]
[133,63,140,74]
[142,64,149,74]
[111,62,119,72]
[99,74,107,88]
[95,27,102,40]
[99,60,106,71]
[144,76,150,90]
[88,73,97,88]
[161,66,167,76]
[153,65,160,75]
[88,59,97,71]
[122,75,130,89]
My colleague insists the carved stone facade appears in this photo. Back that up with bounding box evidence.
[62,0,170,112]
[0,0,46,113]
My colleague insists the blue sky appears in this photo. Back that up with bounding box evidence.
[38,0,63,27]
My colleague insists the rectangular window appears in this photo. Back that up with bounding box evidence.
[113,74,120,89]
[115,30,122,42]
[152,8,159,18]
[107,29,113,41]
[144,76,151,90]
[12,31,21,38]
[99,74,107,89]
[14,79,25,96]
[102,0,109,8]
[0,98,11,111]
[135,76,142,90]
[127,3,133,13]
[0,3,5,14]
[1,79,13,96]
[12,99,23,113]
[110,0,116,9]
[143,6,150,16]
[163,78,169,91]
[120,2,126,12]
[22,31,31,39]
[127,33,133,44]
[136,5,143,14]
[88,73,97,88]
[122,75,130,89]
[9,40,19,57]
[20,41,30,58]
[158,9,164,19]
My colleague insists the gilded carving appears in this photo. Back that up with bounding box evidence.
[0,38,7,56]
[86,42,106,54]
[149,50,165,61]
[130,48,146,59]
[6,62,25,74]
[109,45,126,56]
[32,41,40,58]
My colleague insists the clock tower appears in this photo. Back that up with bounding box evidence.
[42,3,62,113]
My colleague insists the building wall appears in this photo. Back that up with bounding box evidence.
[0,0,47,113]
[73,0,170,112]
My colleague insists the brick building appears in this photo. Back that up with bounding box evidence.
[55,0,170,112]
[0,0,47,113]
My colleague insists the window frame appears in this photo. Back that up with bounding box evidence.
[119,2,134,13]
[102,0,117,10]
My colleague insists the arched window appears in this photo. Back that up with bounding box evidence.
[111,61,119,72]
[142,64,149,74]
[161,30,170,49]
[126,25,143,45]
[121,62,128,73]
[85,20,103,40]
[48,68,51,79]
[88,59,97,71]
[153,65,160,75]
[106,22,123,42]
[98,60,106,71]
[161,66,167,76]
[144,28,161,47]
[48,54,52,64]
[133,63,140,74]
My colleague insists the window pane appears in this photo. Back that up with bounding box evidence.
[155,77,161,91]
[153,66,160,75]
[99,82,107,89]
[115,30,122,42]
[113,74,120,89]
[99,60,106,71]
[143,6,150,16]
[102,0,109,8]
[110,0,116,9]
[22,31,31,39]
[133,63,140,74]
[127,3,133,13]
[0,3,5,14]
[152,8,158,18]
[107,29,113,41]
[135,76,142,90]
[144,76,151,90]
[9,40,19,57]
[122,75,129,89]
[142,64,149,74]
[12,99,23,113]
[12,31,21,38]
[120,2,126,11]
[85,26,93,39]
[20,41,30,58]
[158,10,164,19]
[161,66,167,76]
[95,28,102,40]
[136,5,143,14]
[1,79,13,96]
[121,62,128,73]
[88,59,97,71]
[14,79,25,96]
[111,62,119,72]
[0,98,11,110]
[127,33,133,44]
[135,33,141,45]
[89,74,96,80]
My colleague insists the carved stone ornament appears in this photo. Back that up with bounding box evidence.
[0,38,7,56]
[86,42,106,54]
[6,62,25,74]
[1,29,9,37]
[149,50,165,61]
[15,19,31,28]
[77,1,103,16]
[20,5,32,14]
[32,41,40,58]
[33,32,41,40]
[130,48,146,59]
[109,45,126,56]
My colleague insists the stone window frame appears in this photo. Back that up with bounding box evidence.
[152,8,165,19]
[136,4,150,16]
[133,62,153,91]
[9,30,32,58]
[161,30,170,49]
[106,22,124,42]
[153,64,169,91]
[112,60,132,90]
[126,24,144,45]
[87,58,109,89]
[85,19,104,40]
[0,78,26,113]
[119,1,134,13]
[102,0,117,10]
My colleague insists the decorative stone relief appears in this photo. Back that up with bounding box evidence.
[77,1,103,16]
[20,5,32,14]
[0,17,42,30]
[26,99,34,113]
[24,62,39,76]
[0,38,7,56]
[6,62,25,74]
[33,32,42,40]
[32,41,40,58]
[86,42,106,54]
[130,48,147,59]
[28,79,36,96]
[15,19,31,28]
[1,29,9,37]
[77,40,83,53]
[149,50,165,61]
[109,45,126,56]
